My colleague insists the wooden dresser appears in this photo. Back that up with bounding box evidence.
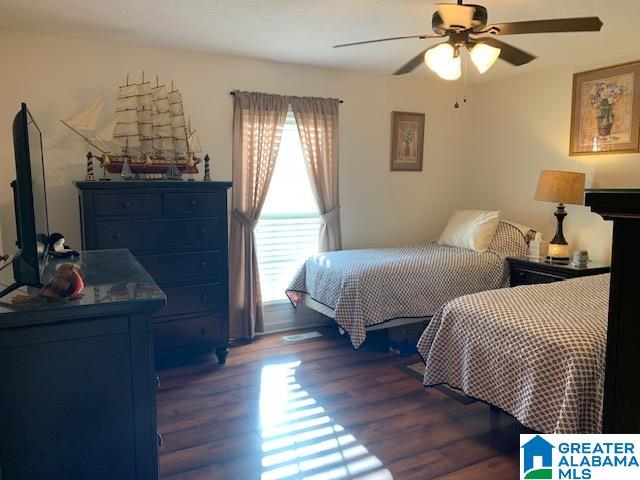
[75,181,232,366]
[0,250,165,480]
[585,189,640,433]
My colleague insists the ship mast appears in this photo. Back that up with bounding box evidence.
[168,80,189,160]
[137,71,154,160]
[151,76,174,161]
[113,73,141,157]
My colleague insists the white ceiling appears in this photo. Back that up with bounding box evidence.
[1,0,639,83]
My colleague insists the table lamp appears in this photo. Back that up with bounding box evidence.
[534,170,585,264]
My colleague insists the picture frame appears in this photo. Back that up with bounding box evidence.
[570,60,640,155]
[390,111,425,171]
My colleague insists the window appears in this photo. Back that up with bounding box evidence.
[255,113,321,303]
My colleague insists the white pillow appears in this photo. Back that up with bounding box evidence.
[438,210,502,253]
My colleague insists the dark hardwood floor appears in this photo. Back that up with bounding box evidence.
[156,326,529,480]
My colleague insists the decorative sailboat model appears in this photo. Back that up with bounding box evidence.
[62,74,201,177]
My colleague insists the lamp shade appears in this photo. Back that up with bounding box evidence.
[424,43,461,81]
[469,43,501,74]
[534,170,585,205]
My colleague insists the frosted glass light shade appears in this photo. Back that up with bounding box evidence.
[470,43,501,74]
[547,242,570,263]
[424,43,461,81]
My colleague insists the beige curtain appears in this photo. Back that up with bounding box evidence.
[290,96,342,252]
[229,91,289,340]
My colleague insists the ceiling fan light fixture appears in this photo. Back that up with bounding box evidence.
[469,42,501,74]
[424,43,461,80]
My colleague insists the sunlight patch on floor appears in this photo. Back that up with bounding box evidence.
[259,361,393,480]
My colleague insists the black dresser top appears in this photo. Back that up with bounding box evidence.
[0,249,166,328]
[585,188,640,220]
[75,180,232,191]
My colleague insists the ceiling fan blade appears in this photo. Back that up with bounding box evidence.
[485,17,603,36]
[333,34,442,48]
[475,37,536,66]
[393,44,441,75]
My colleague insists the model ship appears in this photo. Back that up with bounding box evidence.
[62,74,201,176]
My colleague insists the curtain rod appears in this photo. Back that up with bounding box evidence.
[229,91,343,103]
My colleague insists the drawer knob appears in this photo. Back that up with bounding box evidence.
[200,327,207,335]
[190,200,198,207]
[200,294,208,303]
[200,262,208,269]
[113,233,121,241]
[200,228,207,236]
[518,271,526,277]
[122,201,132,209]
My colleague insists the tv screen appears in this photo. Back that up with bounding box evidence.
[0,103,50,298]
[26,107,50,262]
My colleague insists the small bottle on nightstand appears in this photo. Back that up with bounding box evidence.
[528,232,549,262]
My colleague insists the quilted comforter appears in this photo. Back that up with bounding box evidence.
[418,274,609,433]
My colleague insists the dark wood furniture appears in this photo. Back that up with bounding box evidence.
[75,181,232,366]
[585,189,640,433]
[508,257,610,286]
[0,249,165,480]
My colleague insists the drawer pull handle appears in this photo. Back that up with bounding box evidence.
[122,201,132,209]
[155,376,160,390]
[157,433,163,447]
[190,200,198,207]
[113,233,121,241]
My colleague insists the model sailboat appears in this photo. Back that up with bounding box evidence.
[62,74,201,175]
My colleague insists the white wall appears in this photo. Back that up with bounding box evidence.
[464,48,640,263]
[0,29,467,255]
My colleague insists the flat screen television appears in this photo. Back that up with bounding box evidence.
[0,103,49,299]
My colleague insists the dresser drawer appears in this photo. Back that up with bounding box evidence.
[511,268,565,286]
[95,217,224,252]
[93,193,160,217]
[163,192,226,216]
[155,283,225,318]
[154,313,223,351]
[137,251,223,285]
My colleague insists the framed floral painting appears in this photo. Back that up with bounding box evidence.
[570,60,640,155]
[390,111,425,171]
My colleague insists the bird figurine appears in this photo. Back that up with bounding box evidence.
[12,263,84,304]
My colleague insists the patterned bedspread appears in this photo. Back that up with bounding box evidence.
[418,274,609,433]
[286,243,511,349]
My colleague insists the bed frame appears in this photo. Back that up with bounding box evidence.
[585,189,640,434]
[300,293,429,333]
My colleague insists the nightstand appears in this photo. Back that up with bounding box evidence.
[507,257,611,286]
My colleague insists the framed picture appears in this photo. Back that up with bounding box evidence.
[570,60,640,155]
[390,111,425,171]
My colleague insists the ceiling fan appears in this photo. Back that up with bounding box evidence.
[333,0,603,79]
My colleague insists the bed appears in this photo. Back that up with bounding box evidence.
[286,220,533,348]
[417,273,609,433]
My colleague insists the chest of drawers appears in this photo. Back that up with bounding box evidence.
[75,181,232,366]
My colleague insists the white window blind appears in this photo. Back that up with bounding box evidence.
[256,113,321,303]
